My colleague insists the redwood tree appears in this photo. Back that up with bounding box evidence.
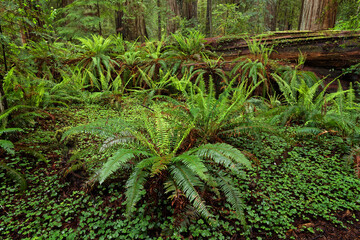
[115,1,148,41]
[299,0,339,30]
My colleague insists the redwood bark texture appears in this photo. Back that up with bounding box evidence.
[299,0,339,30]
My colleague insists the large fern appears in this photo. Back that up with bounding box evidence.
[63,107,252,231]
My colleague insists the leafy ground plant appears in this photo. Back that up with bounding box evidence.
[62,106,252,230]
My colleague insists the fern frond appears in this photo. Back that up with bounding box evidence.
[99,130,135,152]
[0,161,27,192]
[196,143,252,170]
[294,127,323,135]
[0,140,15,155]
[61,118,131,141]
[170,163,212,220]
[173,154,208,181]
[0,128,22,136]
[217,173,247,229]
[98,149,141,184]
[125,168,149,215]
[0,105,31,121]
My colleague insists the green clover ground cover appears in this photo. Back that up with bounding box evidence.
[1,104,360,239]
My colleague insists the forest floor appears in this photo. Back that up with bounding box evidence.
[1,103,360,240]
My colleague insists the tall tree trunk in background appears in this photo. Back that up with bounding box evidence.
[0,24,8,113]
[120,1,148,41]
[115,9,125,35]
[96,0,102,36]
[265,0,277,31]
[167,0,181,34]
[205,0,212,36]
[157,0,162,40]
[166,0,181,34]
[181,0,198,27]
[21,0,46,42]
[61,0,74,8]
[299,0,339,30]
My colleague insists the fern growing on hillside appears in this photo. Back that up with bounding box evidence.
[62,107,252,230]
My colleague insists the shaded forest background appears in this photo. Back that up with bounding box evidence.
[1,0,360,44]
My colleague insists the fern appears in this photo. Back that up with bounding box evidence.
[217,173,247,230]
[173,154,208,181]
[64,106,252,230]
[0,162,27,192]
[124,168,149,215]
[196,143,252,171]
[170,163,212,219]
[99,149,138,184]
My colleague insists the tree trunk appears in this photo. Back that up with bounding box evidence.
[181,0,198,27]
[167,0,181,34]
[96,0,102,36]
[115,9,125,35]
[0,24,8,113]
[265,0,277,31]
[157,0,161,40]
[205,0,212,37]
[121,1,148,41]
[299,0,339,30]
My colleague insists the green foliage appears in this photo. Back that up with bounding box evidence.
[76,35,118,87]
[213,3,252,36]
[165,31,207,61]
[0,161,27,192]
[55,0,123,38]
[231,38,274,96]
[335,0,360,30]
[267,74,360,140]
[276,52,320,89]
[3,101,360,239]
[63,106,252,229]
[0,109,26,192]
[173,76,264,144]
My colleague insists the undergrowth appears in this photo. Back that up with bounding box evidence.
[1,104,360,239]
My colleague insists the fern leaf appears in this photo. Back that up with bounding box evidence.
[0,161,27,192]
[0,140,15,155]
[0,128,22,136]
[61,118,131,141]
[125,168,149,215]
[217,173,247,229]
[98,149,137,184]
[294,127,323,135]
[173,154,208,181]
[170,163,212,219]
[196,143,252,170]
[100,130,135,152]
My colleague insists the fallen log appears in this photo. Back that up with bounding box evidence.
[205,30,360,69]
[204,30,360,89]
